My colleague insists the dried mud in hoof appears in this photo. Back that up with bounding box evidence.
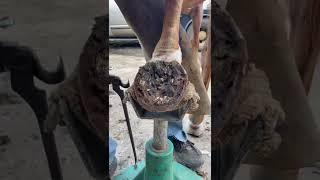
[131,61,188,112]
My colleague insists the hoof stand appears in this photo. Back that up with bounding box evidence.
[113,139,202,180]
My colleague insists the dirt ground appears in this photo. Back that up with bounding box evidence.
[109,45,212,179]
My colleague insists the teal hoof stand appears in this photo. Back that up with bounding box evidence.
[113,139,202,180]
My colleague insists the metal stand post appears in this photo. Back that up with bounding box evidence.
[152,120,168,151]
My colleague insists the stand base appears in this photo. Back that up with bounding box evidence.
[113,161,202,180]
[113,139,202,180]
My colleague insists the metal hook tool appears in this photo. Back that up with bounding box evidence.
[109,74,138,168]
